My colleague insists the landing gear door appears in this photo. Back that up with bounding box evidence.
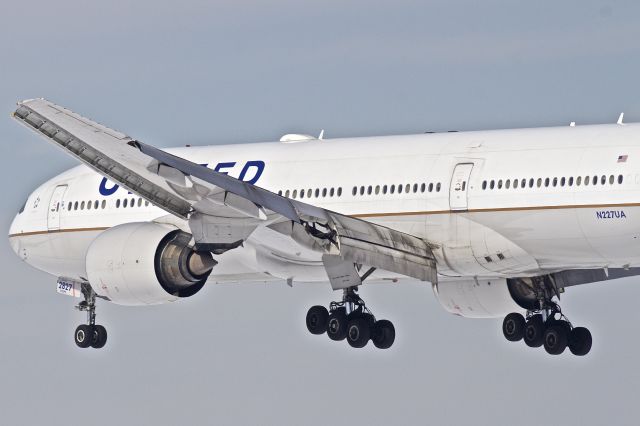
[449,163,474,211]
[47,185,67,231]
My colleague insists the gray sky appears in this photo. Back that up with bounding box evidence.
[3,1,640,425]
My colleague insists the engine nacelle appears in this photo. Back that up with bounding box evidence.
[86,222,216,306]
[432,278,523,318]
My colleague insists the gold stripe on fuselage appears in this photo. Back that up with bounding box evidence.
[8,202,638,238]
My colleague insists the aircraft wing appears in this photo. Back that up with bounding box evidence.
[12,98,437,285]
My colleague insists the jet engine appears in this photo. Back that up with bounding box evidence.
[86,222,216,306]
[432,278,524,318]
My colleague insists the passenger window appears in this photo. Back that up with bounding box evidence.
[145,200,149,207]
[123,199,128,208]
[609,175,614,185]
[537,178,542,188]
[137,198,142,207]
[514,179,519,189]
[405,184,411,193]
[420,183,426,193]
[337,187,342,196]
[329,188,335,197]
[115,199,120,208]
[544,178,550,187]
[67,202,72,211]
[80,201,85,210]
[529,178,534,188]
[428,183,433,192]
[292,190,298,198]
[278,190,282,196]
[101,200,106,209]
[413,184,418,193]
[285,190,290,198]
[383,185,388,194]
[482,181,487,190]
[322,188,327,197]
[505,179,510,189]
[560,177,566,186]
[360,186,365,196]
[352,187,357,196]
[375,185,380,195]
[568,177,573,186]
[490,180,495,189]
[87,201,92,210]
[436,182,441,192]
[498,180,503,189]
[300,190,305,199]
[398,185,403,194]
[592,176,598,185]
[367,186,372,195]
[390,185,396,194]
[618,175,624,184]
[521,178,526,188]
[552,177,557,187]
[600,175,606,185]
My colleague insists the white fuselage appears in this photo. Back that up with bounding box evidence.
[9,123,640,284]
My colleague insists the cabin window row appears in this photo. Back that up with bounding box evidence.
[481,175,624,190]
[66,198,151,211]
[352,182,441,196]
[277,187,343,199]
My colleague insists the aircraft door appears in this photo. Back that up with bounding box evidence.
[47,185,67,231]
[449,163,473,211]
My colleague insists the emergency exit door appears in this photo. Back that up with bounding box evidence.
[449,163,473,211]
[47,185,67,231]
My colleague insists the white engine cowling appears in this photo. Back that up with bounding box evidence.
[86,222,216,306]
[432,278,523,318]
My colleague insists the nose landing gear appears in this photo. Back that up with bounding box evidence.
[305,287,395,349]
[74,284,108,349]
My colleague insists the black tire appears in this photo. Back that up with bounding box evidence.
[502,313,526,342]
[568,327,592,356]
[75,324,94,348]
[327,308,348,341]
[91,325,108,349]
[346,317,371,348]
[306,305,329,335]
[544,323,568,355]
[371,320,395,349]
[524,315,545,348]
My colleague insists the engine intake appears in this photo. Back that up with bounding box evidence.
[86,222,215,306]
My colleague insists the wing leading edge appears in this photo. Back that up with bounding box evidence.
[12,98,437,285]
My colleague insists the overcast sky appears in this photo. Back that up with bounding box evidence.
[3,1,640,425]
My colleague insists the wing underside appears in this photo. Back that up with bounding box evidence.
[13,98,438,286]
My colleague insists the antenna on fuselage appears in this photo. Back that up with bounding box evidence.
[617,113,625,125]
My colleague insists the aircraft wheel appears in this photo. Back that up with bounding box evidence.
[502,313,526,342]
[544,323,568,355]
[346,317,371,348]
[75,325,94,348]
[568,327,592,356]
[306,306,329,335]
[371,320,395,349]
[327,308,348,341]
[91,325,108,349]
[524,314,545,348]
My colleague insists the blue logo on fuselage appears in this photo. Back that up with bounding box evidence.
[98,160,265,196]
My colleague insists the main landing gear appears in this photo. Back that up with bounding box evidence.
[502,302,592,356]
[74,284,108,349]
[305,287,395,349]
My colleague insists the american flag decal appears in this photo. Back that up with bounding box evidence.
[618,155,628,163]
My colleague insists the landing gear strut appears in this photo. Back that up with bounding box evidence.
[74,284,108,349]
[502,301,592,356]
[305,287,395,349]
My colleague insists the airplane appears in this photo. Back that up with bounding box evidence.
[9,99,640,355]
